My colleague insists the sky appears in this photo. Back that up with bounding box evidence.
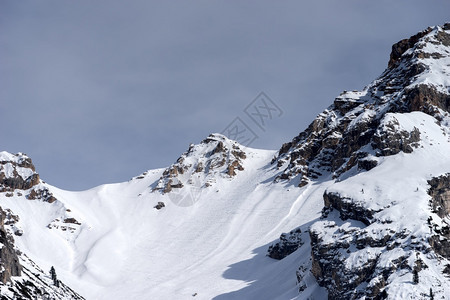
[1,1,449,191]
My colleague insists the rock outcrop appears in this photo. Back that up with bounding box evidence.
[0,152,39,192]
[267,227,303,260]
[428,174,450,260]
[0,152,58,203]
[153,134,247,194]
[428,173,450,219]
[0,207,22,284]
[310,190,433,299]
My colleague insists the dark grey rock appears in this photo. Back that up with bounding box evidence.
[428,173,450,218]
[267,227,303,260]
[154,202,165,210]
[0,207,22,283]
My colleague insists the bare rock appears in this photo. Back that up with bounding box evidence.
[63,218,81,225]
[27,187,58,203]
[267,227,303,260]
[428,173,450,218]
[154,202,165,210]
[0,207,22,283]
[388,27,433,68]
[323,191,378,225]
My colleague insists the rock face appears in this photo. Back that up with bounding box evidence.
[272,25,450,187]
[428,173,450,219]
[153,134,247,194]
[428,174,450,260]
[0,207,22,283]
[323,191,378,226]
[309,184,450,299]
[310,192,398,299]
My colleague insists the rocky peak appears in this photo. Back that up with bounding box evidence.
[0,151,57,203]
[0,152,39,191]
[153,133,247,194]
[389,23,450,69]
[388,26,434,69]
[273,24,450,187]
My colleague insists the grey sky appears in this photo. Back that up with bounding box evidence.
[1,1,449,190]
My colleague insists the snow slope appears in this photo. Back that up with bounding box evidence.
[0,143,328,299]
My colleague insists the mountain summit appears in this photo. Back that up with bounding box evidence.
[1,24,450,299]
[274,24,450,188]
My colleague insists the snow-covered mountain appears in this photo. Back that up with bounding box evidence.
[272,23,450,299]
[0,152,83,299]
[1,24,450,299]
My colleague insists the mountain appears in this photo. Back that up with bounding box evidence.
[1,24,450,299]
[271,24,450,299]
[0,152,83,299]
